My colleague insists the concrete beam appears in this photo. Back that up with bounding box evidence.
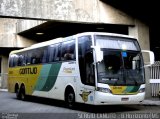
[0,0,98,22]
[0,0,135,26]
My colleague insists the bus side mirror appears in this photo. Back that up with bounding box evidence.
[142,50,155,66]
[91,46,103,62]
[132,61,136,70]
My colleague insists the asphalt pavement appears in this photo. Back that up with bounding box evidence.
[1,88,160,106]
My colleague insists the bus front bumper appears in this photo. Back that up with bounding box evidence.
[94,91,145,105]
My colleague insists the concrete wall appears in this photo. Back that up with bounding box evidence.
[0,19,17,47]
[2,0,138,34]
[0,0,99,22]
[0,18,37,48]
[0,0,135,25]
[99,1,134,25]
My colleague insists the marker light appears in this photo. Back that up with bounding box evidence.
[121,44,127,50]
[36,32,44,35]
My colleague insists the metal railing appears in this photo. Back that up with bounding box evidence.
[149,61,160,97]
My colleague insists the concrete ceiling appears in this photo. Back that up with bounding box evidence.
[18,21,128,42]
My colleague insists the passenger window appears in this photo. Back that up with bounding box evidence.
[54,44,61,61]
[13,55,19,67]
[42,47,49,63]
[48,45,55,62]
[61,40,75,61]
[9,55,15,67]
[17,54,24,66]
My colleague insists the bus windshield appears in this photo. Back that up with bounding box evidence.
[95,35,145,86]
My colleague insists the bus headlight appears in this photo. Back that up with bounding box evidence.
[97,87,112,93]
[139,88,145,93]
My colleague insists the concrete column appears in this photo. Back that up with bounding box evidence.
[145,67,152,99]
[129,19,150,50]
[0,56,8,89]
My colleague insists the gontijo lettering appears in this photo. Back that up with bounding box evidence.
[19,67,37,74]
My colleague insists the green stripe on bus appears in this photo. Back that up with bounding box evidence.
[125,86,140,93]
[35,64,52,91]
[130,86,140,93]
[41,63,62,91]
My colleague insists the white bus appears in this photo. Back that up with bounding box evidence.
[8,32,154,108]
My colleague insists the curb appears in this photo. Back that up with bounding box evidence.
[0,89,8,92]
[140,100,160,106]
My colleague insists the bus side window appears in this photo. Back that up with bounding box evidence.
[54,43,61,61]
[13,55,18,67]
[17,54,23,66]
[27,52,32,65]
[24,53,27,66]
[61,40,75,61]
[9,55,14,67]
[42,47,49,63]
[48,45,55,62]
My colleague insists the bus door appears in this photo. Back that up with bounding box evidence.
[84,51,95,104]
[78,51,95,104]
[78,35,95,104]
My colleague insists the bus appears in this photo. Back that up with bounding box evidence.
[8,32,154,107]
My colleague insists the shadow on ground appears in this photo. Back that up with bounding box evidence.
[13,95,141,113]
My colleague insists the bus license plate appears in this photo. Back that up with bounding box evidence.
[121,97,129,101]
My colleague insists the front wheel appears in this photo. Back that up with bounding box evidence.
[65,91,75,108]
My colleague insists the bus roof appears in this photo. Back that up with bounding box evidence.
[74,32,136,39]
[10,32,136,54]
[10,37,63,54]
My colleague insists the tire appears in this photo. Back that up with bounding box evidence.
[19,85,26,101]
[15,87,21,100]
[65,90,75,108]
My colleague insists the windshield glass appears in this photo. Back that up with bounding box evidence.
[95,35,144,86]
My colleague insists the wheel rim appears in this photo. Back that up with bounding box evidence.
[21,92,25,100]
[16,88,19,98]
[67,92,75,107]
[21,86,25,100]
[68,93,74,103]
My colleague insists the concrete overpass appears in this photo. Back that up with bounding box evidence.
[0,0,156,91]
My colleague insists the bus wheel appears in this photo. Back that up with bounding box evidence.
[65,90,75,108]
[15,87,20,100]
[19,85,26,101]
